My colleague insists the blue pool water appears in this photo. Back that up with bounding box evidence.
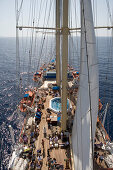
[50,97,70,112]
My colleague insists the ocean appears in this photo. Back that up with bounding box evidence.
[0,37,113,169]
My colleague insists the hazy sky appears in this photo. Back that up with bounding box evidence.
[0,0,15,37]
[0,0,113,37]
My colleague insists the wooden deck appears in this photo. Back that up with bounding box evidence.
[19,85,110,170]
[25,89,72,170]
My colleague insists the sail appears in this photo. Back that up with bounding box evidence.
[72,0,99,169]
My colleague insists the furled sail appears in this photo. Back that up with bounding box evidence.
[72,0,99,169]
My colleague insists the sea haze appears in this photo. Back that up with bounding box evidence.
[0,37,113,169]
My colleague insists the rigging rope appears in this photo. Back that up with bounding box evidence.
[37,0,54,70]
[103,0,113,137]
[106,0,113,25]
[32,0,43,71]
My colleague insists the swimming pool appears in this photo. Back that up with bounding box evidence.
[50,97,70,113]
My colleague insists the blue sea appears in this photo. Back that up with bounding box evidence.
[0,37,113,169]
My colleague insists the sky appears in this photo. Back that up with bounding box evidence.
[0,0,16,37]
[0,0,113,37]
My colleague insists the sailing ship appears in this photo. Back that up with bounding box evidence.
[8,0,113,169]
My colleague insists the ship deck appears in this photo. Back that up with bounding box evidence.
[94,123,112,169]
[20,81,76,170]
[33,93,71,169]
[9,65,113,169]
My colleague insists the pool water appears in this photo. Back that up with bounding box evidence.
[50,97,70,112]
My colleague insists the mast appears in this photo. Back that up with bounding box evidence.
[61,0,68,131]
[56,0,61,86]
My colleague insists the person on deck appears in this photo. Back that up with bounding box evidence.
[61,131,63,141]
[99,154,104,163]
[42,139,44,148]
[43,127,46,138]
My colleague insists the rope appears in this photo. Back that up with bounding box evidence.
[106,0,113,25]
[32,0,43,71]
[37,0,53,70]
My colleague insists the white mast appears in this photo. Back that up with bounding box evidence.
[61,0,69,131]
[56,0,61,86]
[72,0,99,169]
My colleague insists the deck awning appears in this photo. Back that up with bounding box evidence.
[24,94,29,98]
[36,72,39,75]
[51,59,55,63]
[52,86,60,90]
